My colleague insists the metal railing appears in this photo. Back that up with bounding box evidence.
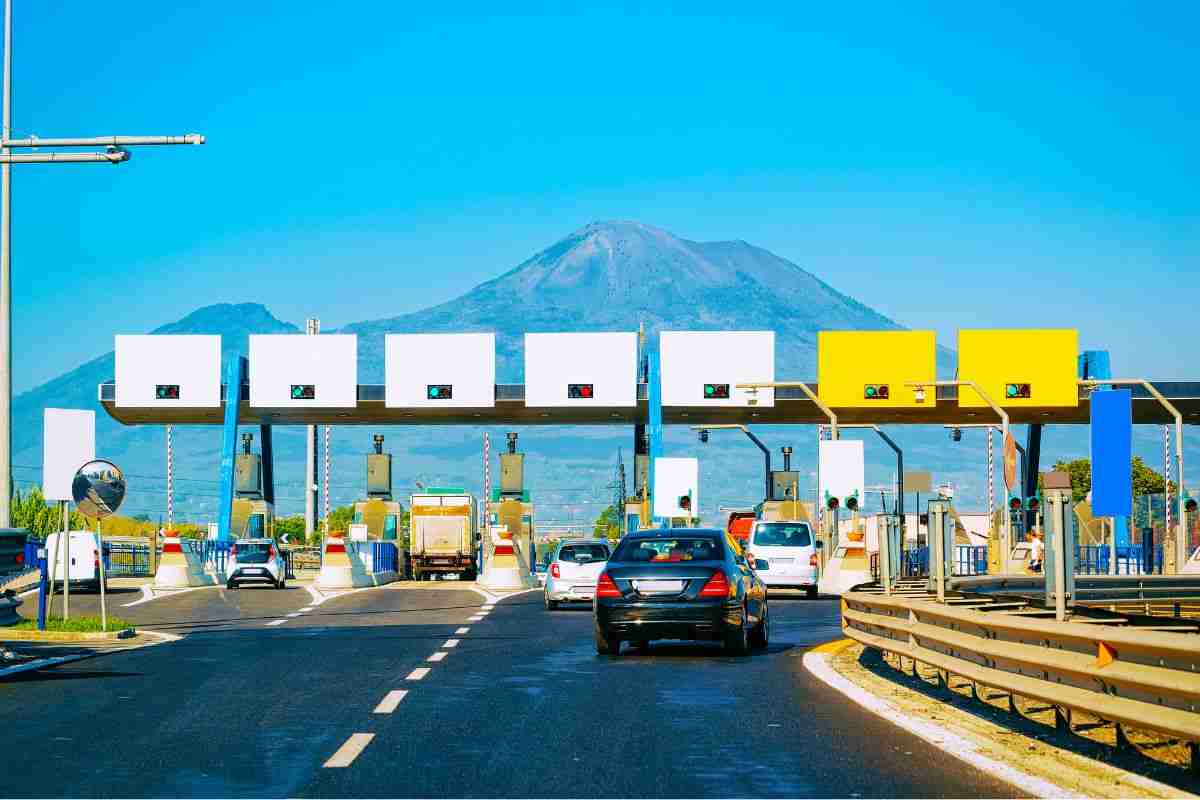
[103,541,152,577]
[842,588,1200,752]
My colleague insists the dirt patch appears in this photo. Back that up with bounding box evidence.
[828,641,1200,798]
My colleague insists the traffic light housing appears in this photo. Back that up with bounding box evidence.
[1027,496,1040,512]
[290,384,316,400]
[567,383,594,399]
[1009,496,1022,511]
[1005,383,1032,399]
[1187,498,1198,513]
[426,384,453,400]
[845,496,859,512]
[703,383,730,399]
[678,494,692,513]
[863,384,890,400]
[826,496,840,510]
[155,384,180,400]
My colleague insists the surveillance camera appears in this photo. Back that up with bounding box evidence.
[699,429,709,443]
[913,386,926,403]
[951,428,962,442]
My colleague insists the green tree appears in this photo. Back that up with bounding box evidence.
[593,504,620,540]
[1043,456,1176,504]
[274,514,307,544]
[9,487,86,536]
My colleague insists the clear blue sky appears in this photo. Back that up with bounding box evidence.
[10,1,1198,393]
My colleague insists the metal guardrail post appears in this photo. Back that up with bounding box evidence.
[927,499,951,601]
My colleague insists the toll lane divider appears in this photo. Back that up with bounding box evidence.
[841,589,1200,759]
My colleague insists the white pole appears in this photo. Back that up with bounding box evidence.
[166,425,174,531]
[0,0,12,529]
[96,516,107,631]
[323,425,330,535]
[60,500,69,619]
[986,426,994,535]
[305,318,319,541]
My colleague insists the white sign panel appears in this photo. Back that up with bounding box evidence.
[249,334,358,408]
[43,409,95,501]
[385,333,495,408]
[818,440,865,510]
[660,331,774,407]
[653,457,699,519]
[114,335,222,408]
[524,332,637,407]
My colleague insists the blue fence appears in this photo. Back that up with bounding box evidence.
[103,541,152,577]
[372,541,399,574]
[1075,544,1163,575]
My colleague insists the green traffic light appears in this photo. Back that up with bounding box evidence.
[866,386,876,397]
[430,387,440,397]
[1006,384,1018,397]
[704,385,714,396]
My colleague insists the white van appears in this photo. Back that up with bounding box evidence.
[746,520,818,598]
[44,531,106,592]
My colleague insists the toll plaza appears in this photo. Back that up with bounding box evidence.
[98,327,1198,592]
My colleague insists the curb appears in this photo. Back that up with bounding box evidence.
[0,653,93,679]
[0,627,137,642]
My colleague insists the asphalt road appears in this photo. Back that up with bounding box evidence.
[2,584,1020,798]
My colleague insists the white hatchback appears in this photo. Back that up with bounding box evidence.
[227,538,287,590]
[746,520,818,598]
[544,539,611,610]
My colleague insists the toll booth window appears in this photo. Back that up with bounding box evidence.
[753,523,813,548]
[384,515,398,539]
[247,514,265,538]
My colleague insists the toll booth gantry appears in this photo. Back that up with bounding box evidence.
[103,328,1198,560]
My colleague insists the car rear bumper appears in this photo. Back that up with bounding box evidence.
[595,599,743,641]
[545,578,597,602]
[761,575,817,588]
[229,568,279,584]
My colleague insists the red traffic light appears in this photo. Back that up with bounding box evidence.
[1009,497,1021,511]
[568,383,594,399]
[678,494,692,512]
[826,497,840,510]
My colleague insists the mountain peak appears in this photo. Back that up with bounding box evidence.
[152,302,298,336]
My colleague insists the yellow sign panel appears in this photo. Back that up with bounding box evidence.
[957,329,1078,408]
[817,331,937,408]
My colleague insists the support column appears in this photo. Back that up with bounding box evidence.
[217,355,246,541]
[260,424,274,507]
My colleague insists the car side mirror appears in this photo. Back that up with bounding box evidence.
[754,559,770,571]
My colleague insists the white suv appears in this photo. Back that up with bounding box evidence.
[747,521,818,598]
[544,539,611,610]
[227,538,287,590]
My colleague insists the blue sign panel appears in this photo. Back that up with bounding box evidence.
[1090,389,1132,516]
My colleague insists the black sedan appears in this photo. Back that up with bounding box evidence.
[592,528,769,656]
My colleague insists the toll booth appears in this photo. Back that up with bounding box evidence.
[231,433,274,539]
[487,433,536,572]
[351,435,404,542]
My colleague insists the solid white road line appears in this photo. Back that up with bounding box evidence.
[286,612,302,618]
[455,627,470,634]
[372,690,409,714]
[299,606,315,612]
[266,619,288,626]
[323,733,374,768]
[427,651,447,663]
[443,639,459,648]
[406,667,430,681]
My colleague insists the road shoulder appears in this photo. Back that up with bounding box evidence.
[806,640,1196,799]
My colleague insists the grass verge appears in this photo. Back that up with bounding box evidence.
[10,615,133,633]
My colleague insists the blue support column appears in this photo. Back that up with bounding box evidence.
[260,424,275,507]
[217,356,247,541]
[647,344,663,526]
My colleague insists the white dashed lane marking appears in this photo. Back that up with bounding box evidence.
[443,639,459,648]
[286,612,302,618]
[372,690,408,714]
[468,615,483,622]
[427,651,447,663]
[406,668,430,681]
[455,627,470,635]
[266,619,288,626]
[324,733,374,768]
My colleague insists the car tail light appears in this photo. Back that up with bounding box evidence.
[15,551,23,565]
[268,545,276,559]
[231,544,238,558]
[595,572,621,598]
[94,550,100,568]
[550,563,561,579]
[700,570,731,598]
[810,553,819,567]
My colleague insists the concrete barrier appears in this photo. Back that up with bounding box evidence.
[316,533,372,590]
[480,537,536,592]
[153,532,216,588]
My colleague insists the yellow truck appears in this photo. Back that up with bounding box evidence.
[409,489,478,581]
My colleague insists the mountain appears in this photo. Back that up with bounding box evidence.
[13,221,965,523]
[341,220,927,382]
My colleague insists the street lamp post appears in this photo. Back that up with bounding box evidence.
[909,380,1013,573]
[0,0,205,527]
[693,424,772,501]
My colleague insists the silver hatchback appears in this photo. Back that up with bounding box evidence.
[544,539,611,610]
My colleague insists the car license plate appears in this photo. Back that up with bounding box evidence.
[247,568,264,574]
[635,580,683,594]
[772,558,794,565]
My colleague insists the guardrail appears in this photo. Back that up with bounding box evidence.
[842,587,1200,757]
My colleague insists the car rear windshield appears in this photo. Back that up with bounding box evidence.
[558,544,610,563]
[235,542,271,564]
[753,523,813,548]
[613,537,723,563]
